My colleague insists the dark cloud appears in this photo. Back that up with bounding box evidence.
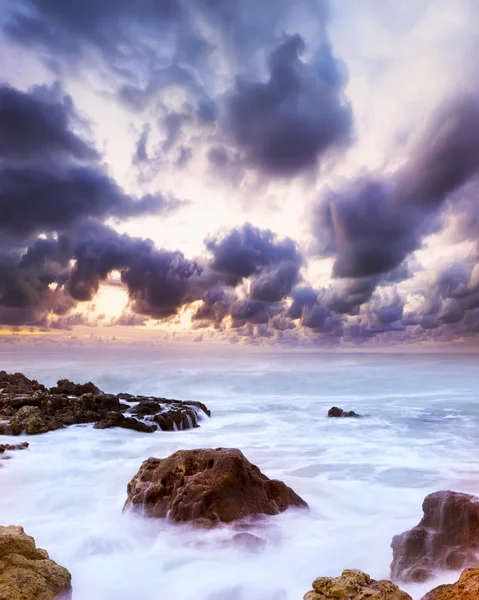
[223,33,352,175]
[0,164,183,239]
[286,286,319,319]
[0,83,98,161]
[207,223,301,281]
[314,94,479,281]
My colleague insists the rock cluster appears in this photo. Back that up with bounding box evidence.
[420,568,479,600]
[124,447,308,523]
[0,525,72,600]
[328,407,362,418]
[0,370,210,435]
[303,569,412,600]
[391,490,479,583]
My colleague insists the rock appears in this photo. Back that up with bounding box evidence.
[10,406,63,435]
[303,569,412,600]
[228,533,266,552]
[124,448,308,524]
[49,378,101,396]
[0,370,210,436]
[94,412,157,433]
[152,406,199,431]
[0,371,45,395]
[328,407,361,418]
[0,525,72,600]
[391,491,479,583]
[0,442,29,453]
[420,568,479,600]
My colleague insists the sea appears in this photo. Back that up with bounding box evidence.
[0,346,478,600]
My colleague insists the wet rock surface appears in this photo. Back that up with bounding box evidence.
[420,568,479,600]
[124,447,308,524]
[328,406,362,418]
[0,525,72,600]
[391,491,479,583]
[303,569,412,600]
[0,370,210,436]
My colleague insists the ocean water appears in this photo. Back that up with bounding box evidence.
[0,347,478,600]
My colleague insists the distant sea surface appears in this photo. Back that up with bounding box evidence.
[0,347,478,600]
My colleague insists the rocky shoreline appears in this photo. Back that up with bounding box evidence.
[0,370,478,599]
[0,370,210,435]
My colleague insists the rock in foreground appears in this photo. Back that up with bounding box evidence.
[421,568,479,600]
[0,525,72,600]
[391,491,479,583]
[328,407,362,418]
[124,448,308,524]
[0,370,210,435]
[303,569,412,600]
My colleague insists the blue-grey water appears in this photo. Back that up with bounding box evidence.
[0,347,477,599]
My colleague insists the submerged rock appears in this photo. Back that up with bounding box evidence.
[421,568,479,600]
[391,490,479,583]
[303,569,412,600]
[0,442,29,453]
[0,370,210,435]
[0,525,72,600]
[124,447,308,524]
[328,406,362,418]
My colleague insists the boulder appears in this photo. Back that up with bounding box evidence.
[303,569,412,600]
[0,525,72,600]
[124,448,308,524]
[328,407,361,418]
[421,568,479,600]
[391,491,479,583]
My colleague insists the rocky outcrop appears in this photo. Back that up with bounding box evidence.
[421,568,479,600]
[124,448,308,524]
[0,525,72,600]
[391,491,479,583]
[0,370,210,435]
[328,407,361,418]
[303,569,412,600]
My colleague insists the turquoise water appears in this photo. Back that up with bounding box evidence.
[0,347,477,599]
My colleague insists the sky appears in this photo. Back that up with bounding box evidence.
[1,0,479,349]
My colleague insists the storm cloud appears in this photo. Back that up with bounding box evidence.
[314,94,479,281]
[223,33,352,175]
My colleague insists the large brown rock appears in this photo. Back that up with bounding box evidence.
[124,448,308,524]
[391,491,479,583]
[303,569,412,600]
[421,568,479,600]
[0,525,72,600]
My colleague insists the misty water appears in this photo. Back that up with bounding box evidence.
[0,347,478,600]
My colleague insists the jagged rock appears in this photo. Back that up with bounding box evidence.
[328,407,361,418]
[124,447,308,524]
[0,371,45,395]
[391,491,479,583]
[0,442,29,453]
[152,406,199,431]
[0,370,210,435]
[49,379,101,396]
[10,406,63,435]
[303,569,412,600]
[94,412,157,433]
[421,568,479,600]
[0,525,72,600]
